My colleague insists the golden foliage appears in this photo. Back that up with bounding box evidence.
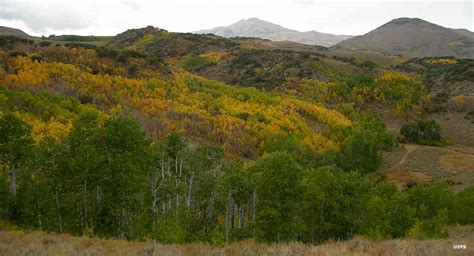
[0,56,355,155]
[425,58,458,65]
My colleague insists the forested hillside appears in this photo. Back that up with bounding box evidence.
[0,27,472,244]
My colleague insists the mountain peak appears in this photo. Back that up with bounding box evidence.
[244,17,264,22]
[195,18,351,47]
[384,17,435,28]
[113,26,167,48]
[333,17,474,58]
[233,18,285,30]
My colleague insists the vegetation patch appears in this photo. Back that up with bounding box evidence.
[400,120,448,146]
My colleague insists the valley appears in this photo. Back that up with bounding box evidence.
[0,11,473,253]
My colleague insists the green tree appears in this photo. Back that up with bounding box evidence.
[400,122,419,142]
[100,116,151,239]
[67,111,105,235]
[252,152,302,242]
[359,182,415,240]
[34,136,71,233]
[0,174,11,227]
[0,113,34,196]
[221,160,252,243]
[405,184,452,239]
[450,186,474,224]
[337,117,394,173]
[401,120,445,146]
[300,166,368,243]
[16,170,55,230]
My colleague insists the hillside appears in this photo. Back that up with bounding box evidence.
[332,18,474,58]
[0,26,473,246]
[0,26,32,38]
[455,28,474,39]
[195,18,352,47]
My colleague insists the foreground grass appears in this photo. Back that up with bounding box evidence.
[0,230,472,256]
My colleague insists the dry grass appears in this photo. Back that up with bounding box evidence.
[381,142,474,191]
[440,150,474,175]
[385,166,433,189]
[0,230,472,256]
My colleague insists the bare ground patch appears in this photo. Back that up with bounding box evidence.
[382,144,474,190]
[429,112,474,147]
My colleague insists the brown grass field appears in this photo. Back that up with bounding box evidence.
[0,230,472,256]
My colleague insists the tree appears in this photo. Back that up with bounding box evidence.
[337,117,394,173]
[0,113,34,196]
[221,160,252,243]
[101,116,150,239]
[300,166,368,243]
[16,169,55,230]
[400,120,445,146]
[252,152,302,242]
[400,122,419,143]
[34,136,71,233]
[359,182,415,240]
[405,184,452,239]
[417,120,442,145]
[67,111,105,235]
[450,186,474,225]
[0,174,11,226]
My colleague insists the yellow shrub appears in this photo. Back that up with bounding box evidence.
[425,58,458,65]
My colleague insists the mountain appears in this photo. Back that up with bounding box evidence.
[0,26,32,38]
[332,18,474,58]
[195,18,352,47]
[454,28,474,39]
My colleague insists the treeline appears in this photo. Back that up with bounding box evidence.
[0,110,472,244]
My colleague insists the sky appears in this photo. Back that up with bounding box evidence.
[0,0,472,36]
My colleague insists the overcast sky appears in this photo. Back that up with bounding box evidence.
[0,0,472,36]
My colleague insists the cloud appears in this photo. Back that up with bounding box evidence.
[121,0,141,9]
[0,1,97,33]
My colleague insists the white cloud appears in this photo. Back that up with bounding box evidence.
[0,1,98,34]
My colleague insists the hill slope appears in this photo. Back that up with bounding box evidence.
[0,25,473,248]
[332,18,474,58]
[195,18,352,47]
[0,26,32,38]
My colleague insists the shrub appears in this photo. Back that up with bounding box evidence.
[400,120,447,146]
[450,187,474,224]
[181,55,215,71]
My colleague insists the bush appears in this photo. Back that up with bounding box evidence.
[405,184,452,239]
[38,41,52,47]
[181,55,215,71]
[450,187,474,224]
[400,120,446,146]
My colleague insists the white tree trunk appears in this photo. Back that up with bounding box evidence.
[55,188,63,232]
[9,165,16,196]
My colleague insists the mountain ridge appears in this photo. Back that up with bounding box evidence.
[332,17,474,58]
[0,26,33,38]
[195,17,352,47]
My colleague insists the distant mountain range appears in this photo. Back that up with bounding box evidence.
[195,18,352,47]
[332,17,474,58]
[2,17,474,58]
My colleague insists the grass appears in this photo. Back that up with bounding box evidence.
[0,230,472,255]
